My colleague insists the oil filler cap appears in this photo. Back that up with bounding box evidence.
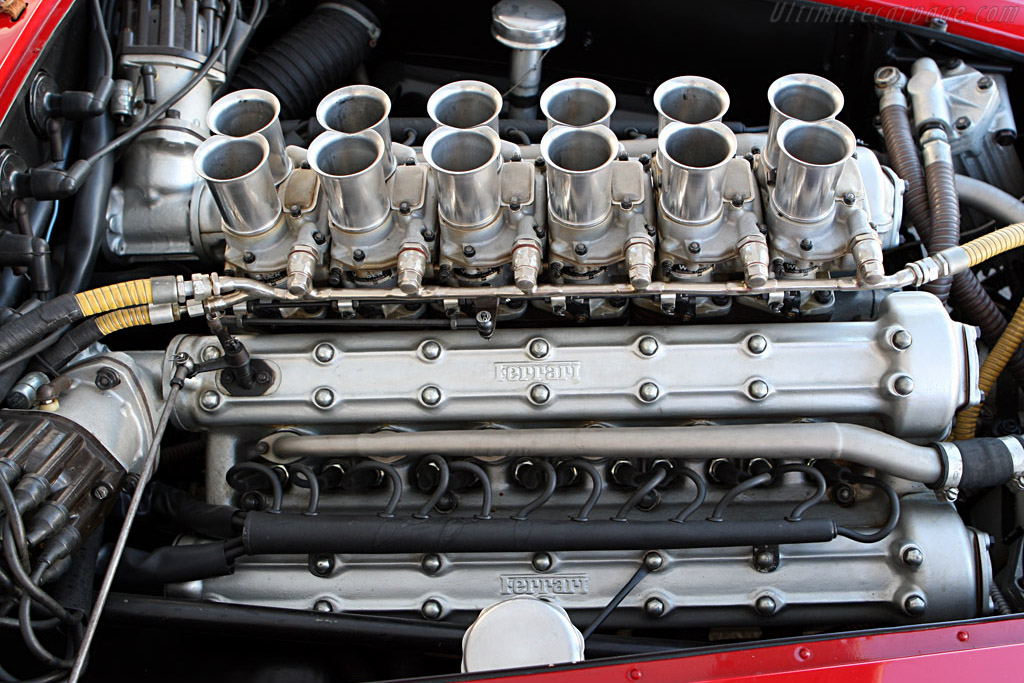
[462,596,584,672]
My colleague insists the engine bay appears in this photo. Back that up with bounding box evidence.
[2,0,1024,680]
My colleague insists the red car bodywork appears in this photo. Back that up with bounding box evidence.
[1,1,1022,680]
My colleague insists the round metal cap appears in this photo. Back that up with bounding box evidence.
[492,0,567,50]
[462,597,584,672]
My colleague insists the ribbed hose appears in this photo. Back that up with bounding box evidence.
[923,160,958,302]
[879,105,950,300]
[880,106,933,239]
[74,279,152,316]
[953,286,1024,439]
[231,3,380,119]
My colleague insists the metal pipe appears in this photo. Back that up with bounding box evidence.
[316,85,395,176]
[193,134,281,237]
[423,125,502,228]
[540,78,616,128]
[207,88,291,184]
[773,119,856,222]
[307,130,390,231]
[270,422,944,485]
[653,76,730,130]
[658,121,736,224]
[764,73,844,168]
[427,81,502,132]
[541,124,618,226]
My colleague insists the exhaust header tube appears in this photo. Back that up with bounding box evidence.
[427,81,502,132]
[653,76,730,131]
[658,121,737,224]
[307,130,391,231]
[541,124,618,227]
[773,118,857,222]
[316,85,396,176]
[764,73,844,168]
[540,77,616,128]
[194,134,281,236]
[423,125,503,228]
[207,89,292,184]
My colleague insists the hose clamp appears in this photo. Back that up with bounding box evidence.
[321,3,382,44]
[999,435,1024,479]
[933,441,963,491]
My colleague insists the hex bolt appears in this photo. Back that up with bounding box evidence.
[255,371,271,385]
[421,341,442,361]
[800,238,814,251]
[574,243,588,256]
[755,595,778,616]
[978,75,994,90]
[399,201,411,215]
[731,194,745,207]
[463,245,476,258]
[638,336,659,357]
[91,484,111,501]
[311,555,333,577]
[312,231,326,245]
[313,600,333,613]
[532,552,553,572]
[200,345,221,362]
[903,594,927,616]
[814,290,834,305]
[353,249,365,262]
[421,554,442,575]
[902,546,924,568]
[314,343,335,363]
[748,379,769,400]
[620,198,633,211]
[94,367,121,391]
[687,241,701,254]
[747,335,768,354]
[256,441,269,455]
[421,599,443,620]
[421,386,442,406]
[528,338,550,359]
[313,387,335,408]
[643,552,665,571]
[530,383,551,405]
[893,375,915,396]
[199,390,221,411]
[842,192,856,206]
[510,198,522,211]
[243,251,256,264]
[644,598,666,618]
[639,382,660,403]
[954,116,971,131]
[890,329,912,350]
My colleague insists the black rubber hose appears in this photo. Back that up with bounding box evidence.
[33,317,102,373]
[59,12,115,295]
[102,593,688,657]
[243,513,838,555]
[112,542,236,587]
[141,481,242,539]
[0,295,82,365]
[232,2,381,119]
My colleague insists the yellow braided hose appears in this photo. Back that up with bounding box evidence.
[961,222,1024,268]
[94,305,152,336]
[74,279,153,317]
[953,297,1024,440]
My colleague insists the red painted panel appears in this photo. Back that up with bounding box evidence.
[0,0,76,127]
